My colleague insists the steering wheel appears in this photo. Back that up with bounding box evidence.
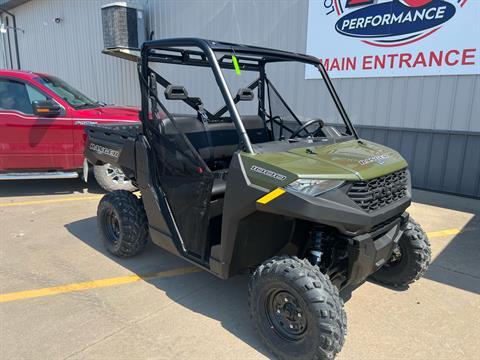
[290,118,325,139]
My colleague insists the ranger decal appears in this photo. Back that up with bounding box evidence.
[89,143,120,158]
[358,154,389,165]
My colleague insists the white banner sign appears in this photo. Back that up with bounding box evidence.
[305,0,480,78]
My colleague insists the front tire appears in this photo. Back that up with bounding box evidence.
[97,190,148,257]
[249,256,347,360]
[93,163,137,192]
[371,218,431,287]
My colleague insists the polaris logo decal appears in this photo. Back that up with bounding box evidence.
[89,143,120,158]
[329,0,466,48]
[250,165,287,181]
[358,154,389,165]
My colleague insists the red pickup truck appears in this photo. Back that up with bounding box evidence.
[0,70,139,191]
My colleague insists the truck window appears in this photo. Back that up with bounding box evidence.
[0,79,47,115]
[35,75,97,109]
[26,84,48,103]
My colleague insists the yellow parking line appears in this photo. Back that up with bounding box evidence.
[426,228,461,238]
[0,266,201,303]
[0,195,103,207]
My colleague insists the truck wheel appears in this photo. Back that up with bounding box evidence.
[249,256,347,360]
[93,163,137,192]
[97,190,148,257]
[371,218,431,287]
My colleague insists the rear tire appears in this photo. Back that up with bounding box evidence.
[97,190,148,257]
[249,256,347,360]
[371,218,431,287]
[93,163,137,192]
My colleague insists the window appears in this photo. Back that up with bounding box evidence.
[26,84,48,103]
[0,79,48,115]
[35,75,97,109]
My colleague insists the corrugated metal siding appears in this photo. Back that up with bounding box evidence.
[0,30,8,68]
[357,127,480,197]
[5,0,480,196]
[0,13,18,69]
[9,0,140,106]
[145,0,479,133]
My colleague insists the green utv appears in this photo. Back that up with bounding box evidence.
[85,38,431,359]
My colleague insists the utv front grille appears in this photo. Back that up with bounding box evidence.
[348,169,408,212]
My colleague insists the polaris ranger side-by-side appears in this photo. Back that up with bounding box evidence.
[85,38,431,359]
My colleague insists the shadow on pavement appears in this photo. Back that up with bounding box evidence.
[65,216,271,358]
[412,190,480,294]
[64,189,480,356]
[0,178,105,197]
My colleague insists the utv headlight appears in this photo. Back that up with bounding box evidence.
[285,179,344,197]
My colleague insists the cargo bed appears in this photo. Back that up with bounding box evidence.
[84,123,142,183]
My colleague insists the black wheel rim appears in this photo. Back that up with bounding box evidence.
[265,289,308,342]
[103,208,120,245]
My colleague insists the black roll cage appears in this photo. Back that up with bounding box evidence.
[139,37,359,154]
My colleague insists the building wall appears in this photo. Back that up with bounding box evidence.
[4,0,480,197]
[0,33,9,69]
[3,0,141,106]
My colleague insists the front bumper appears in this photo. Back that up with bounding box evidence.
[257,184,411,235]
[346,212,409,287]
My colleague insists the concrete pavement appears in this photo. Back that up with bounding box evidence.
[0,179,479,359]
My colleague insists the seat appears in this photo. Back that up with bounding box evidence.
[209,178,227,218]
[5,82,33,114]
[158,114,266,204]
[211,178,227,199]
[159,114,269,165]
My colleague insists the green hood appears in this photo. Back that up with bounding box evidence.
[242,139,408,189]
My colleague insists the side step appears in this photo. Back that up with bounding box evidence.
[0,172,79,180]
